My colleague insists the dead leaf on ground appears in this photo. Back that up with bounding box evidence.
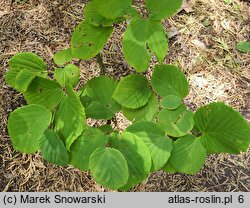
[191,39,207,50]
[181,0,194,13]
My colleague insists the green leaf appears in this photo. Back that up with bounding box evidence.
[147,20,168,62]
[24,77,64,110]
[70,128,109,170]
[122,18,168,71]
[9,52,46,71]
[115,132,151,190]
[146,0,182,20]
[39,130,69,166]
[125,6,140,19]
[126,121,172,171]
[158,104,194,137]
[97,125,114,134]
[5,52,47,90]
[84,1,119,27]
[71,21,113,60]
[194,102,250,154]
[54,85,86,150]
[161,94,182,110]
[15,69,36,93]
[113,74,152,109]
[130,18,151,41]
[89,147,129,190]
[162,162,177,174]
[107,132,120,148]
[236,41,250,53]
[7,104,52,153]
[54,64,80,88]
[130,18,168,62]
[151,64,189,98]
[122,94,159,122]
[53,48,72,66]
[93,0,132,20]
[80,76,121,119]
[122,21,150,72]
[169,135,207,175]
[85,102,117,119]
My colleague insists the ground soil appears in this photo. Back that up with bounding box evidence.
[0,0,249,191]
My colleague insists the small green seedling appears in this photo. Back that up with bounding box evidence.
[236,41,250,53]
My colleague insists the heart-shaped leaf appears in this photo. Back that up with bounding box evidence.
[147,20,168,62]
[161,94,182,110]
[194,102,250,154]
[123,18,168,72]
[122,20,150,72]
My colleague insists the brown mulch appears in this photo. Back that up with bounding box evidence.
[0,0,249,192]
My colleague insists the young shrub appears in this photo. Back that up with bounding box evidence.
[4,0,250,192]
[52,0,183,72]
[5,51,250,190]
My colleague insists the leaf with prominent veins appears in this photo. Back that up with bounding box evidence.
[194,102,250,154]
[40,130,69,166]
[169,135,207,175]
[89,147,129,190]
[5,52,47,91]
[54,85,86,150]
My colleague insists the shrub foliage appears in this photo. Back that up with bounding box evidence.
[5,0,250,190]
